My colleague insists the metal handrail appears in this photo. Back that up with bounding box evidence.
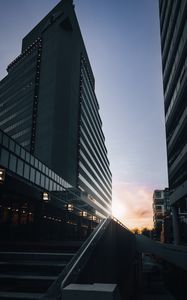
[112,216,129,231]
[42,217,111,299]
[60,217,110,289]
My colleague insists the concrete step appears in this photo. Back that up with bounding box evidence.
[0,241,83,253]
[0,291,43,300]
[0,274,57,293]
[0,252,74,262]
[0,261,67,276]
[0,242,79,298]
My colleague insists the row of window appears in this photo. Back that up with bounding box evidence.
[161,0,173,48]
[169,143,187,176]
[0,130,72,190]
[160,0,168,32]
[79,151,111,200]
[80,148,112,194]
[81,65,100,121]
[81,107,110,173]
[0,131,102,221]
[80,138,112,189]
[163,0,186,80]
[0,80,34,110]
[164,21,187,101]
[81,57,96,98]
[82,83,105,145]
[0,62,37,101]
[165,56,187,123]
[0,100,33,127]
[170,164,187,189]
[81,90,107,159]
[4,116,31,134]
[0,89,33,118]
[162,0,179,63]
[167,107,187,152]
[78,174,111,217]
[80,126,112,184]
[79,161,111,204]
[79,167,111,211]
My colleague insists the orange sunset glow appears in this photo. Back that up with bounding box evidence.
[112,182,153,230]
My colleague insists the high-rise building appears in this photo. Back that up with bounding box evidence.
[153,190,165,231]
[153,188,171,241]
[0,0,112,219]
[159,0,187,243]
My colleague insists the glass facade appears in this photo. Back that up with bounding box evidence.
[0,128,101,241]
[0,38,42,152]
[0,129,71,190]
[159,0,187,242]
[0,129,104,219]
[78,56,112,216]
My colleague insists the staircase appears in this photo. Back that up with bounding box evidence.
[0,241,82,300]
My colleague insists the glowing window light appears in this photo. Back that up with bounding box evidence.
[68,204,74,211]
[42,192,50,202]
[0,169,5,184]
[82,211,87,217]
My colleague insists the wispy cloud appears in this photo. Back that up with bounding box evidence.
[112,181,153,229]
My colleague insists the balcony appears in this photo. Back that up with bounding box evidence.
[162,0,187,77]
[169,179,187,205]
[167,106,187,154]
[169,144,187,179]
[166,70,187,130]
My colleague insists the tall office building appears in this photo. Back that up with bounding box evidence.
[159,0,187,243]
[0,0,112,218]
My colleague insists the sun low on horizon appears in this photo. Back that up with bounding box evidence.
[112,183,154,230]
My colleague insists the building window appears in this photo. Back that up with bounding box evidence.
[35,171,40,186]
[17,159,24,176]
[2,135,9,148]
[9,154,17,172]
[156,205,162,211]
[30,167,35,183]
[15,144,21,156]
[20,148,26,160]
[0,148,9,168]
[23,163,30,180]
[155,191,162,198]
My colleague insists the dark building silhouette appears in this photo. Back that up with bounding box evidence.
[159,0,187,243]
[0,0,112,219]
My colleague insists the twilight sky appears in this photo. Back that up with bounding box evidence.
[0,0,168,229]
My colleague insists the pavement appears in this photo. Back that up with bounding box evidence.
[141,253,175,300]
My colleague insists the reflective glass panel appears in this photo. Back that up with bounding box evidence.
[25,152,30,163]
[35,171,40,185]
[30,167,35,183]
[15,144,21,156]
[9,154,17,172]
[40,174,45,188]
[9,140,15,152]
[17,159,24,176]
[21,148,26,160]
[24,163,30,179]
[0,148,9,167]
[3,135,9,148]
